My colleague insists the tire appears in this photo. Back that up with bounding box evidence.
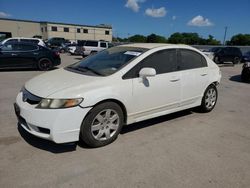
[233,56,241,64]
[38,58,52,71]
[199,84,218,113]
[80,102,124,147]
[90,51,97,56]
[214,56,220,64]
[241,69,249,82]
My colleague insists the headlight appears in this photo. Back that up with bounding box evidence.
[36,98,83,109]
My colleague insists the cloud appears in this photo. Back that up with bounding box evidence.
[125,0,145,12]
[145,7,167,18]
[187,15,213,27]
[172,16,177,20]
[0,11,11,18]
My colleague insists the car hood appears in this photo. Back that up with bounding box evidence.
[25,68,104,98]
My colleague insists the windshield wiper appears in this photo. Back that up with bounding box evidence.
[72,66,104,76]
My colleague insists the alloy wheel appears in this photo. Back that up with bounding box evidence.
[91,109,120,141]
[205,88,217,109]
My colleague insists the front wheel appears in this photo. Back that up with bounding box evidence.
[80,102,124,147]
[199,84,218,112]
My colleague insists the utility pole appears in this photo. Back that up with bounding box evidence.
[223,26,228,46]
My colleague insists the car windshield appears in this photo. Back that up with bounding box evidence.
[66,46,147,76]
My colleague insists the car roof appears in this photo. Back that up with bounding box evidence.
[119,43,190,50]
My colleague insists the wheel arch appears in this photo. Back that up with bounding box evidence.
[83,98,128,124]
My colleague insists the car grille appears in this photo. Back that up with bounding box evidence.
[22,89,43,105]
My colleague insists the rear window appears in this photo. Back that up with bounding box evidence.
[85,41,98,47]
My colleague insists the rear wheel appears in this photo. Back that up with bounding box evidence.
[199,84,218,112]
[233,56,241,64]
[80,102,124,147]
[214,56,221,64]
[38,58,52,71]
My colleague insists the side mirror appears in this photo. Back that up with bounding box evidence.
[139,67,156,78]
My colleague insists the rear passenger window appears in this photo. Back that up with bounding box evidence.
[179,49,207,70]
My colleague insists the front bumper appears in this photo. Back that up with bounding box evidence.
[15,92,92,143]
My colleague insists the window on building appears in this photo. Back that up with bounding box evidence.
[105,30,110,35]
[64,27,69,32]
[83,29,88,33]
[45,27,47,32]
[77,28,81,33]
[51,26,57,31]
[41,28,43,32]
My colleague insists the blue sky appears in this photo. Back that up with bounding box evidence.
[0,0,249,41]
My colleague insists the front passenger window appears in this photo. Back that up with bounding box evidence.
[123,49,177,79]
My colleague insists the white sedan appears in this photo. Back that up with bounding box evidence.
[14,43,221,147]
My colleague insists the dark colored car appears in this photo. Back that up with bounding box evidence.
[46,37,66,48]
[241,62,250,82]
[0,42,61,70]
[213,47,242,64]
[242,51,250,63]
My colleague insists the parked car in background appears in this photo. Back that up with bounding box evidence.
[0,42,61,70]
[14,43,221,147]
[213,47,242,64]
[46,37,66,49]
[242,51,250,63]
[0,37,46,46]
[241,62,250,82]
[68,41,87,55]
[81,40,112,57]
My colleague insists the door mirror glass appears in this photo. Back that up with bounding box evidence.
[139,67,156,78]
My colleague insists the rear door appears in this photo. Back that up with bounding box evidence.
[178,49,209,107]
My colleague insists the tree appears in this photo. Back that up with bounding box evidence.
[228,34,250,46]
[128,35,146,42]
[168,32,221,45]
[146,33,167,43]
[206,35,221,45]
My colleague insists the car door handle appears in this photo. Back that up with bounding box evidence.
[33,52,39,55]
[11,53,18,56]
[201,73,208,76]
[170,78,180,82]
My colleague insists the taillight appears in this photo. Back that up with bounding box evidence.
[54,51,60,56]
